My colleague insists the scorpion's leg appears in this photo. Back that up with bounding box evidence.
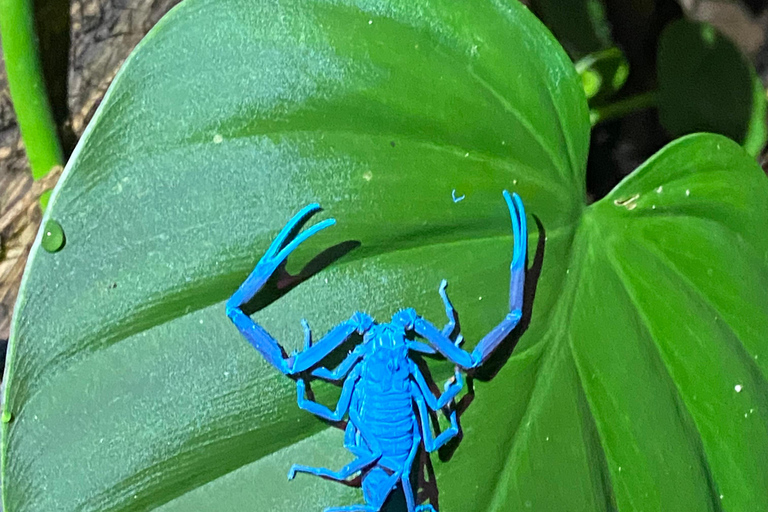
[412,383,459,452]
[319,410,403,512]
[296,365,361,422]
[322,417,398,511]
[287,451,381,482]
[324,505,379,512]
[347,408,404,473]
[323,467,400,512]
[311,343,369,382]
[400,427,423,512]
[300,318,367,382]
[410,361,463,410]
[324,506,378,512]
[438,279,458,340]
[289,369,382,482]
[412,191,526,370]
[292,311,373,373]
[344,420,380,463]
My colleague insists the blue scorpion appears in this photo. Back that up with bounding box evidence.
[226,191,527,512]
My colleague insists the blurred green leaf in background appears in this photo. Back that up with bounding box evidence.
[529,0,613,59]
[658,18,768,156]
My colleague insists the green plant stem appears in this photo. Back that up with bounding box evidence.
[0,0,63,180]
[590,90,658,126]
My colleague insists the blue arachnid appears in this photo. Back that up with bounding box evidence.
[226,191,527,512]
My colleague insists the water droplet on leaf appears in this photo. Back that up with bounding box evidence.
[41,220,65,253]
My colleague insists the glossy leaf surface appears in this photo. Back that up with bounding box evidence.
[4,0,768,511]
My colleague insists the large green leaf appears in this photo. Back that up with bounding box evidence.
[3,1,767,511]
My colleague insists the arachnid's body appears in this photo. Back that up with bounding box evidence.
[226,192,527,512]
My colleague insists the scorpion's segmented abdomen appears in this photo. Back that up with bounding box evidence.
[356,387,415,459]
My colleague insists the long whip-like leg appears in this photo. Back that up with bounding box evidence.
[295,365,361,422]
[410,361,463,410]
[412,383,459,452]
